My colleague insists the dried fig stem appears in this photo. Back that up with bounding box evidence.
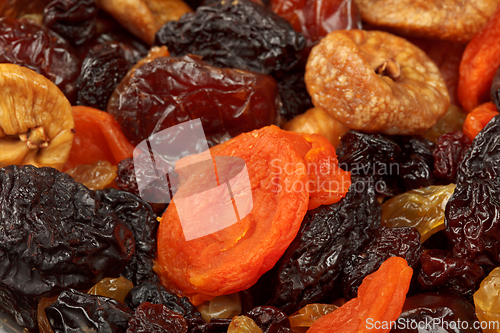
[375,59,401,80]
[19,126,49,149]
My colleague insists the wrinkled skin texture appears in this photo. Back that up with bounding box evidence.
[0,165,134,297]
[127,302,189,333]
[391,293,481,333]
[337,131,435,197]
[108,55,281,146]
[0,282,38,332]
[492,65,500,111]
[433,131,471,184]
[245,306,292,333]
[43,0,99,46]
[45,289,133,333]
[0,18,81,103]
[354,0,500,43]
[154,0,306,75]
[266,176,380,314]
[341,227,424,300]
[306,30,450,135]
[275,69,313,121]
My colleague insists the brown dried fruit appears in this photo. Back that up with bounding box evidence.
[283,107,349,148]
[95,0,192,44]
[354,0,500,43]
[305,30,450,135]
[423,104,466,143]
[0,64,74,170]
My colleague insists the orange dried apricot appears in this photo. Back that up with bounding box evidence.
[463,102,499,141]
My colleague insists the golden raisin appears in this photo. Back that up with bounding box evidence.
[65,160,117,190]
[196,293,242,322]
[87,276,134,303]
[289,304,338,333]
[423,104,467,143]
[227,316,263,333]
[474,267,500,333]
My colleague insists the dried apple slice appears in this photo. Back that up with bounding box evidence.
[0,64,74,170]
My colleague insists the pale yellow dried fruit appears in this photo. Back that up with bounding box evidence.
[355,0,500,43]
[196,293,242,322]
[0,64,74,170]
[423,104,466,143]
[65,160,117,190]
[283,107,349,148]
[96,0,192,45]
[306,30,450,135]
[227,316,263,333]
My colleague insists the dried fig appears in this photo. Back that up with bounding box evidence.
[354,0,500,43]
[305,30,450,135]
[0,64,74,170]
[96,0,192,44]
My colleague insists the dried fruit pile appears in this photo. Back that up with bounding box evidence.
[1,0,500,332]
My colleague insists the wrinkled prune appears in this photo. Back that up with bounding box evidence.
[246,306,292,333]
[433,131,471,184]
[45,289,133,333]
[266,177,380,314]
[492,65,500,112]
[154,0,306,75]
[96,188,159,285]
[418,250,484,300]
[76,42,132,111]
[337,131,435,197]
[0,282,38,332]
[0,165,134,297]
[275,69,313,120]
[128,302,189,333]
[0,17,81,103]
[43,0,98,46]
[108,54,281,145]
[342,227,424,300]
[391,293,481,333]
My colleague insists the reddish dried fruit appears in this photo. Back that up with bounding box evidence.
[306,30,450,135]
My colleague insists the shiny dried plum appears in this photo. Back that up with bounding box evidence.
[154,0,306,75]
[43,0,99,46]
[275,68,313,120]
[45,289,133,333]
[341,226,424,300]
[0,165,134,297]
[337,131,435,197]
[76,42,132,111]
[418,249,484,300]
[433,131,471,184]
[245,306,291,333]
[96,188,159,285]
[128,302,188,333]
[108,54,281,145]
[0,282,38,332]
[266,176,380,314]
[0,17,81,103]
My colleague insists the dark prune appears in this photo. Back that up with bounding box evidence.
[96,188,159,285]
[433,131,471,184]
[341,227,424,300]
[43,0,98,46]
[245,306,292,333]
[337,131,435,197]
[0,165,134,297]
[391,293,481,333]
[154,0,306,75]
[0,282,38,332]
[418,250,484,300]
[275,68,313,120]
[266,176,380,314]
[491,64,500,111]
[108,54,281,145]
[0,17,81,103]
[76,42,132,111]
[45,289,133,333]
[128,302,188,333]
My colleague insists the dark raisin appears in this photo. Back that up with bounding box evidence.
[390,293,481,333]
[0,282,38,332]
[418,249,484,301]
[266,176,380,314]
[96,188,159,285]
[128,302,188,333]
[275,68,313,120]
[337,131,435,197]
[341,226,424,300]
[43,0,98,46]
[0,165,134,297]
[76,42,132,111]
[154,0,306,75]
[433,131,471,184]
[491,64,500,112]
[0,17,81,103]
[45,289,133,333]
[245,306,292,333]
[107,54,281,146]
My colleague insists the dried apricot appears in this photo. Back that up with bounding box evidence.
[305,30,450,135]
[354,0,500,43]
[463,102,499,141]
